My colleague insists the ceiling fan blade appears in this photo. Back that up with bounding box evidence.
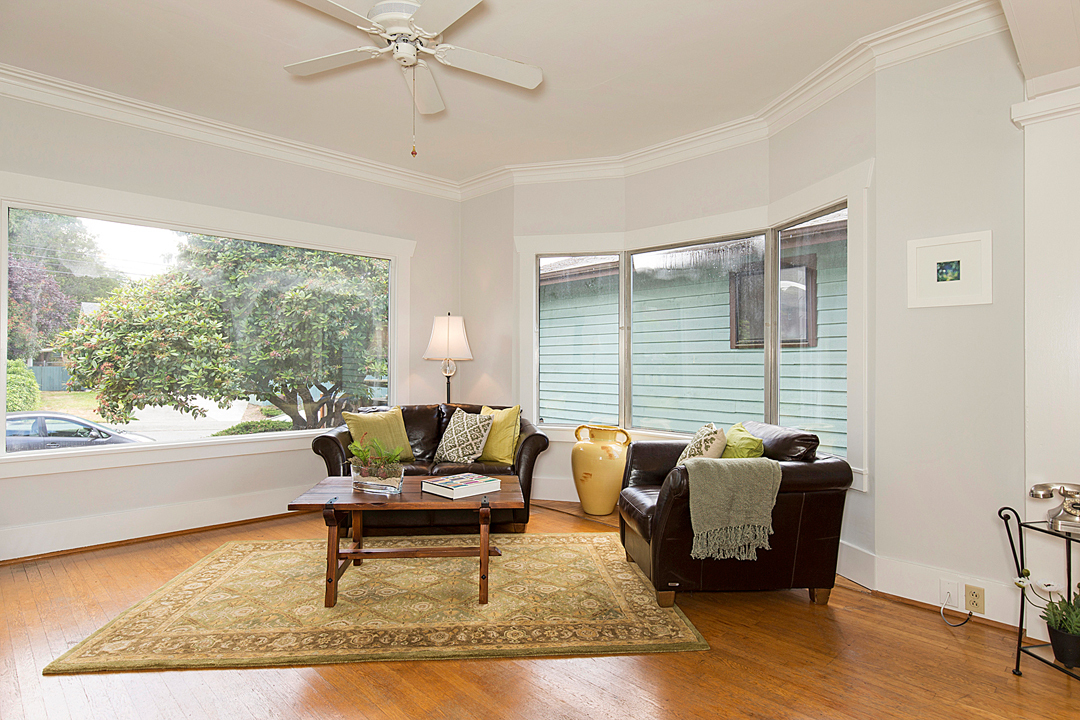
[409,0,483,36]
[292,0,381,32]
[433,44,542,89]
[402,61,446,115]
[285,47,385,76]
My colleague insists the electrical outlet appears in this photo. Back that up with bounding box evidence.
[939,579,959,608]
[965,584,985,614]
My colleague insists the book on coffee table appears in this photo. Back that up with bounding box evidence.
[421,473,502,499]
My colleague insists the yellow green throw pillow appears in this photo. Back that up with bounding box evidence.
[478,405,521,464]
[342,407,414,462]
[721,422,764,459]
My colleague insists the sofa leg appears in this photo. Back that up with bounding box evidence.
[507,523,527,533]
[655,590,675,608]
[808,588,832,605]
[625,549,633,562]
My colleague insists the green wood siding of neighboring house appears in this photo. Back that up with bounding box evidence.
[631,272,765,432]
[779,241,847,456]
[538,272,619,425]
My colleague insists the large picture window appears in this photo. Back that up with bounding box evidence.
[5,208,390,454]
[536,206,848,456]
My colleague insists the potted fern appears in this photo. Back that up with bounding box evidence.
[1016,570,1080,668]
[348,432,405,493]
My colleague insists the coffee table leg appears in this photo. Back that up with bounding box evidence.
[352,510,363,565]
[478,506,491,604]
[325,518,341,607]
[322,504,351,608]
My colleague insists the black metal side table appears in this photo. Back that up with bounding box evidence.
[999,506,1079,681]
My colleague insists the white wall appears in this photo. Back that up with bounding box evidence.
[625,141,769,231]
[769,77,876,203]
[872,34,1025,621]
[458,186,516,405]
[513,179,625,236]
[0,95,459,560]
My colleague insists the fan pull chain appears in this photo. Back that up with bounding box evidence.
[411,66,418,157]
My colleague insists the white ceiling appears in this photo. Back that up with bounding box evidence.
[1000,0,1080,96]
[1,0,970,182]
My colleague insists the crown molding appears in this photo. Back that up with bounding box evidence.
[0,1,1009,202]
[1011,85,1080,127]
[760,0,1007,135]
[0,63,461,202]
[463,0,1009,193]
[459,167,515,201]
[758,45,877,137]
[621,116,770,177]
[864,0,1008,71]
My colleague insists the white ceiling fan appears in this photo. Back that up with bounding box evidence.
[286,0,543,115]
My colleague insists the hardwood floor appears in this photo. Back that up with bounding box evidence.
[1,506,1075,720]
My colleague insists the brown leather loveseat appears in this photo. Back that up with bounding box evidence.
[311,403,549,535]
[618,421,852,607]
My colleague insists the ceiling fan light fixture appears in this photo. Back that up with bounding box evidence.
[392,41,418,66]
[368,0,422,35]
[287,0,543,114]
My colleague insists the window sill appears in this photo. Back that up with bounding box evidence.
[0,429,323,479]
[538,423,692,444]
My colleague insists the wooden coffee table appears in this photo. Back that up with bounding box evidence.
[288,475,525,607]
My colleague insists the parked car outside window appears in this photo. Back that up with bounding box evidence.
[5,412,155,453]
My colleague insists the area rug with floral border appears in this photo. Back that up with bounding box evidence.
[44,532,707,673]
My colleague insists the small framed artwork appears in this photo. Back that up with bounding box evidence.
[907,231,992,308]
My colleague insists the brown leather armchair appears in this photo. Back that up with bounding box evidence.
[618,421,852,607]
[311,403,549,535]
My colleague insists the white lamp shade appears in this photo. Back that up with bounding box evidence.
[423,315,473,360]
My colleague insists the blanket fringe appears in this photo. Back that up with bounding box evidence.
[691,524,772,561]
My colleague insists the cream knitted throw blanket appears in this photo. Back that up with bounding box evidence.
[684,457,782,561]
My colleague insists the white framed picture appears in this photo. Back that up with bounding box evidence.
[907,231,992,308]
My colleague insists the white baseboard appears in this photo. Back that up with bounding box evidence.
[531,474,580,503]
[0,483,314,561]
[873,554,1019,628]
[837,540,876,588]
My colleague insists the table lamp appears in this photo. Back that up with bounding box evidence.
[423,313,472,403]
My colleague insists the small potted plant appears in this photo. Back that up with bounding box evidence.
[347,432,405,493]
[1016,569,1080,668]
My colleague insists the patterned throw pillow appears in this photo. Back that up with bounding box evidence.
[434,409,495,463]
[676,423,727,466]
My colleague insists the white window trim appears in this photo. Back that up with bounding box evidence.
[515,159,873,492]
[0,169,415,478]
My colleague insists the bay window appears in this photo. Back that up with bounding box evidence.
[537,206,848,456]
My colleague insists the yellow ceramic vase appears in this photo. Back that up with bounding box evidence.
[571,424,631,515]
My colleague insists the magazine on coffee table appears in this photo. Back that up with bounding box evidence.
[421,473,502,499]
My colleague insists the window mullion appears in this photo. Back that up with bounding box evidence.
[764,227,780,424]
[619,249,631,430]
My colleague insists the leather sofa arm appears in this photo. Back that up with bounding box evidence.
[311,425,352,476]
[622,441,687,489]
[514,417,549,503]
[653,466,690,537]
[776,454,853,492]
